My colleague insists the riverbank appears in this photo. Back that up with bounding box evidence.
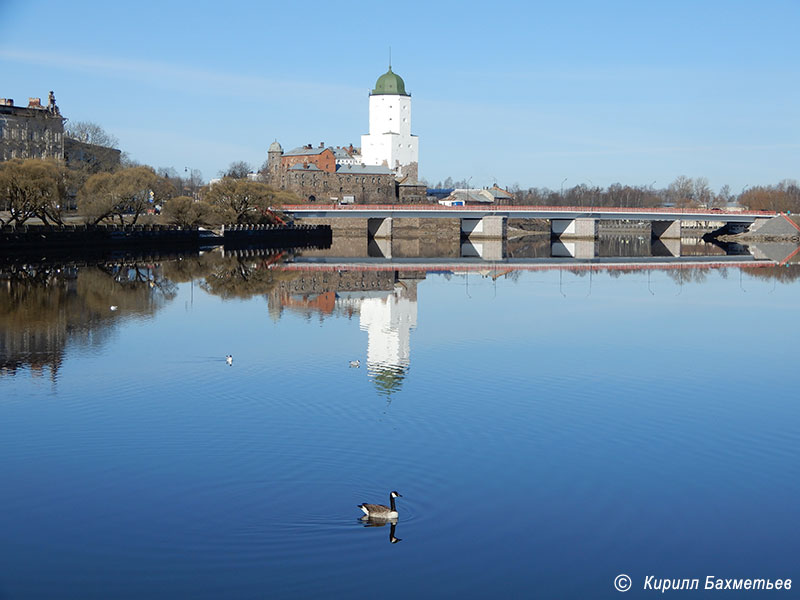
[0,223,332,253]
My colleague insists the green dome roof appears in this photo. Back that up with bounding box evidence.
[371,67,409,96]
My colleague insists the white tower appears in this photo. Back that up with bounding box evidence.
[360,66,419,180]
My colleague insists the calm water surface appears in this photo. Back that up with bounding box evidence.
[1,248,798,599]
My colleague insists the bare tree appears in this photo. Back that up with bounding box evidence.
[221,161,253,179]
[713,184,732,208]
[739,184,800,212]
[693,177,712,208]
[667,176,696,207]
[65,121,120,148]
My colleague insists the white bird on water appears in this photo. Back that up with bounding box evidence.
[349,360,360,368]
[109,305,118,311]
[226,355,233,366]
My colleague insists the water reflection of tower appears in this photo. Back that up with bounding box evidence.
[357,280,418,396]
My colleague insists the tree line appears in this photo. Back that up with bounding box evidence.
[428,175,800,212]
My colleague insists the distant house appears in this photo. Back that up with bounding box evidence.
[487,184,514,204]
[440,188,495,206]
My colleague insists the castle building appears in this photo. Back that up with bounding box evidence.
[0,92,65,162]
[360,67,419,180]
[262,67,426,204]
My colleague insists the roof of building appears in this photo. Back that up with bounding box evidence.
[284,146,331,157]
[332,147,353,159]
[448,189,495,204]
[336,164,394,175]
[268,140,282,153]
[487,185,513,199]
[288,163,323,171]
[371,66,409,96]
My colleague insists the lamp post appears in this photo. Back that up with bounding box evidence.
[184,167,193,198]
[561,177,568,198]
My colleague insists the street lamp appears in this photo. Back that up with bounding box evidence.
[184,167,193,198]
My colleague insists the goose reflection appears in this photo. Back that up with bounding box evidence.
[360,516,402,544]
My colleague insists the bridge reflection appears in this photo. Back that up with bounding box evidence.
[283,232,793,272]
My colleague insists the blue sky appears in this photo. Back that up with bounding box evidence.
[1,0,797,191]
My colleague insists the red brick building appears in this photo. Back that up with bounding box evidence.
[280,144,336,173]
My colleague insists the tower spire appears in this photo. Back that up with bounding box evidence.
[389,46,392,70]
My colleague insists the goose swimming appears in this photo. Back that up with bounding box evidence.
[358,491,402,519]
[226,355,233,366]
[349,360,360,368]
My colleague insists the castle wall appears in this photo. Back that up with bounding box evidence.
[263,165,397,204]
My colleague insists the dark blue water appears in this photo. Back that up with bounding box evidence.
[1,258,798,599]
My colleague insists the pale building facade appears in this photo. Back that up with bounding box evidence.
[0,92,65,162]
[360,67,419,180]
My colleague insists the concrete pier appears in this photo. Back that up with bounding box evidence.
[461,239,505,260]
[368,217,393,239]
[651,238,681,257]
[551,218,597,238]
[551,239,597,258]
[651,220,682,239]
[461,216,507,238]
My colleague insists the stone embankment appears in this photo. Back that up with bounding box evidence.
[0,223,332,252]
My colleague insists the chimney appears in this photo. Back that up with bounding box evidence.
[0,98,13,106]
[28,97,42,108]
[319,142,324,148]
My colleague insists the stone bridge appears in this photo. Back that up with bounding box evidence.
[284,205,777,241]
